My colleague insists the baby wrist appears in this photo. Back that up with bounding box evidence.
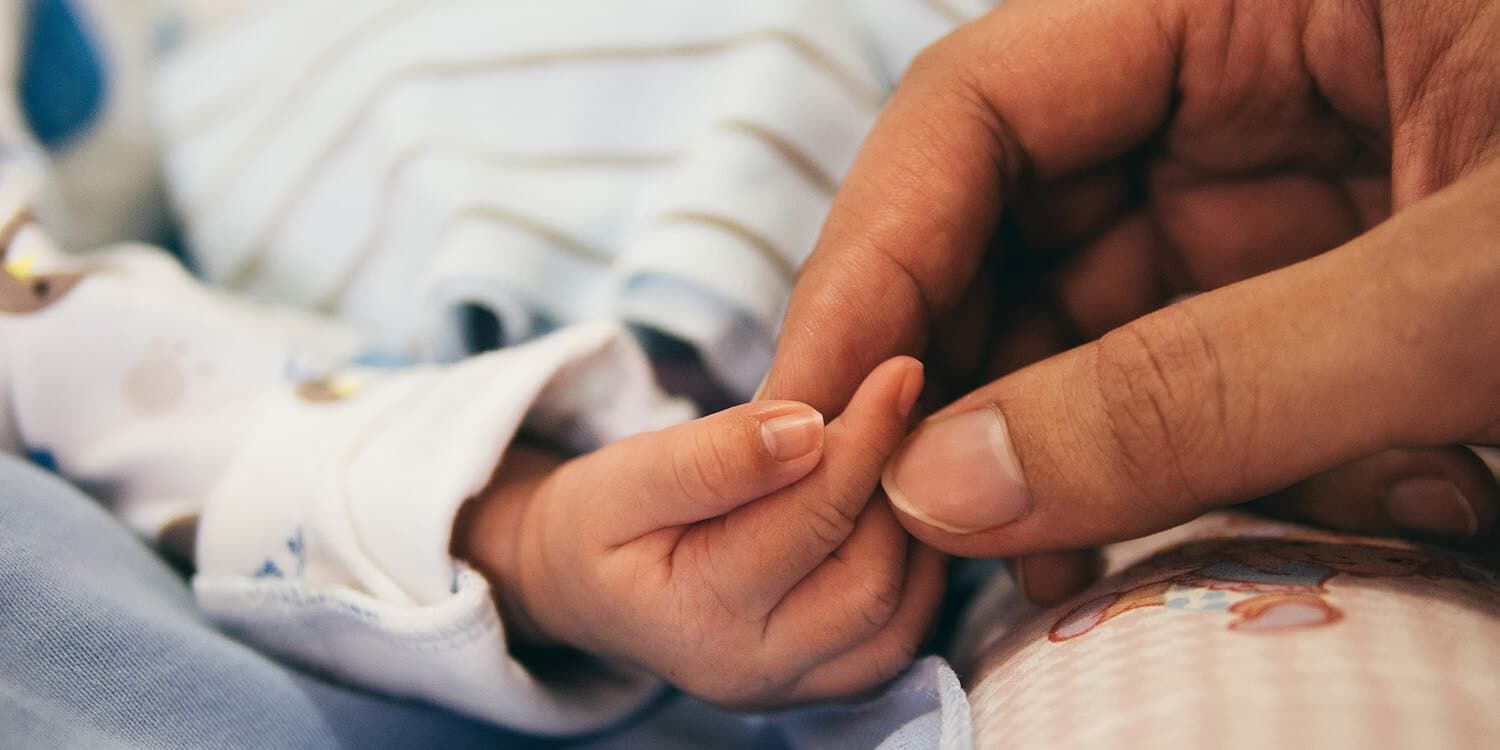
[451,447,563,649]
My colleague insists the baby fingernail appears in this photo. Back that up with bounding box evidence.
[1384,477,1479,537]
[882,405,1030,533]
[896,360,925,421]
[1472,445,1500,482]
[761,408,825,461]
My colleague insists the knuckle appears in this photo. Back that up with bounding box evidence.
[906,30,1033,190]
[803,497,861,550]
[671,430,735,508]
[848,571,903,632]
[1092,305,1232,507]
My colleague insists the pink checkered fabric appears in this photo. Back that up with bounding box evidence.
[958,514,1500,749]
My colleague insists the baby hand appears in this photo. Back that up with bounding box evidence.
[456,357,944,708]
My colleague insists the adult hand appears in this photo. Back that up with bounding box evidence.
[760,0,1500,600]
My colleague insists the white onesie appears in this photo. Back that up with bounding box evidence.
[0,185,694,734]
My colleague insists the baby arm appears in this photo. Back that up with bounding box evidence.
[0,193,702,734]
[455,357,947,707]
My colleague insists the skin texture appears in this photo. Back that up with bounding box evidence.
[454,357,947,708]
[760,0,1500,600]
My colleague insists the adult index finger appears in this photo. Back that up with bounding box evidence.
[759,0,1182,414]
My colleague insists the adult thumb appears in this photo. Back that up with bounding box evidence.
[880,163,1500,558]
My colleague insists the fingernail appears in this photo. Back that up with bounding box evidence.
[897,360,924,420]
[761,408,825,461]
[882,405,1030,533]
[1384,477,1479,537]
[1471,445,1500,483]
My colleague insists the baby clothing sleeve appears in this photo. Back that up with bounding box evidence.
[143,0,997,403]
[0,191,691,735]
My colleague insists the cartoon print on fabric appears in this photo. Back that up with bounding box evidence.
[295,374,364,403]
[1050,536,1498,641]
[121,339,214,417]
[0,211,83,313]
[254,527,306,579]
[286,350,399,403]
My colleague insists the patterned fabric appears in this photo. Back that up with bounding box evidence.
[147,0,993,397]
[958,514,1500,749]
